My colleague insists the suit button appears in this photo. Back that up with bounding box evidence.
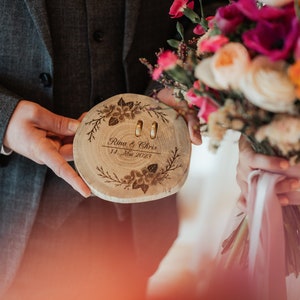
[39,73,52,87]
[93,30,104,43]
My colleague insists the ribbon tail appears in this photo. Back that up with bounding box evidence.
[247,170,287,300]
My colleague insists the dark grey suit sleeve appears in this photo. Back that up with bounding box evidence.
[0,86,21,150]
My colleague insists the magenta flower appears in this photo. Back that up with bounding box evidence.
[242,16,299,60]
[214,3,245,35]
[169,0,194,18]
[235,0,294,21]
[294,37,300,60]
[233,0,261,21]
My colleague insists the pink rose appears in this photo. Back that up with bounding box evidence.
[169,0,194,18]
[198,35,229,53]
[186,82,218,122]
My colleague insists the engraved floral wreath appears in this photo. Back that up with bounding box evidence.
[96,147,182,193]
[85,97,170,142]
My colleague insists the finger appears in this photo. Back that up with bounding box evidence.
[186,113,202,145]
[78,112,87,122]
[236,180,248,200]
[56,161,91,198]
[156,87,180,107]
[59,144,74,161]
[51,158,91,198]
[237,194,247,211]
[250,153,289,172]
[238,137,290,172]
[36,140,91,197]
[35,106,80,136]
[275,178,300,194]
[278,191,300,206]
[61,135,74,145]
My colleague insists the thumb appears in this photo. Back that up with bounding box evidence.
[36,107,80,136]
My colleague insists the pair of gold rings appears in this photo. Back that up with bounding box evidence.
[135,120,158,139]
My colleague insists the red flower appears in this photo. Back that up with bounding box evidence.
[186,82,218,122]
[193,24,206,36]
[169,0,194,18]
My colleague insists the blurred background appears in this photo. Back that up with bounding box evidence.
[147,132,241,299]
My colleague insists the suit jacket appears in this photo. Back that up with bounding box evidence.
[0,0,179,295]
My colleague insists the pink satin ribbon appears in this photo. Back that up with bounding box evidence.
[247,170,288,300]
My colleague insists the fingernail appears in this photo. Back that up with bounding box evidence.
[80,189,91,198]
[279,196,289,206]
[68,121,79,133]
[290,179,300,190]
[279,161,289,170]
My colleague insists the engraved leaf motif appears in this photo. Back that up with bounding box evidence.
[147,164,158,173]
[118,97,134,109]
[108,117,119,126]
[126,101,134,109]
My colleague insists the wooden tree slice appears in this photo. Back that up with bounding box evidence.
[73,93,191,203]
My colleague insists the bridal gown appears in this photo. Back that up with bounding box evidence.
[191,131,300,300]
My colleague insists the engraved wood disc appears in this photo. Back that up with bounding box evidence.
[73,93,191,203]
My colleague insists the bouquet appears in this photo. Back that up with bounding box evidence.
[141,0,300,298]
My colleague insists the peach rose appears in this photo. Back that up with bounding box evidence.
[239,55,296,113]
[195,42,250,90]
[194,57,222,90]
[255,114,300,156]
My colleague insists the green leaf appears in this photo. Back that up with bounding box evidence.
[198,0,204,19]
[176,22,185,40]
[199,18,208,31]
[167,39,181,49]
[166,66,194,88]
[183,7,201,24]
